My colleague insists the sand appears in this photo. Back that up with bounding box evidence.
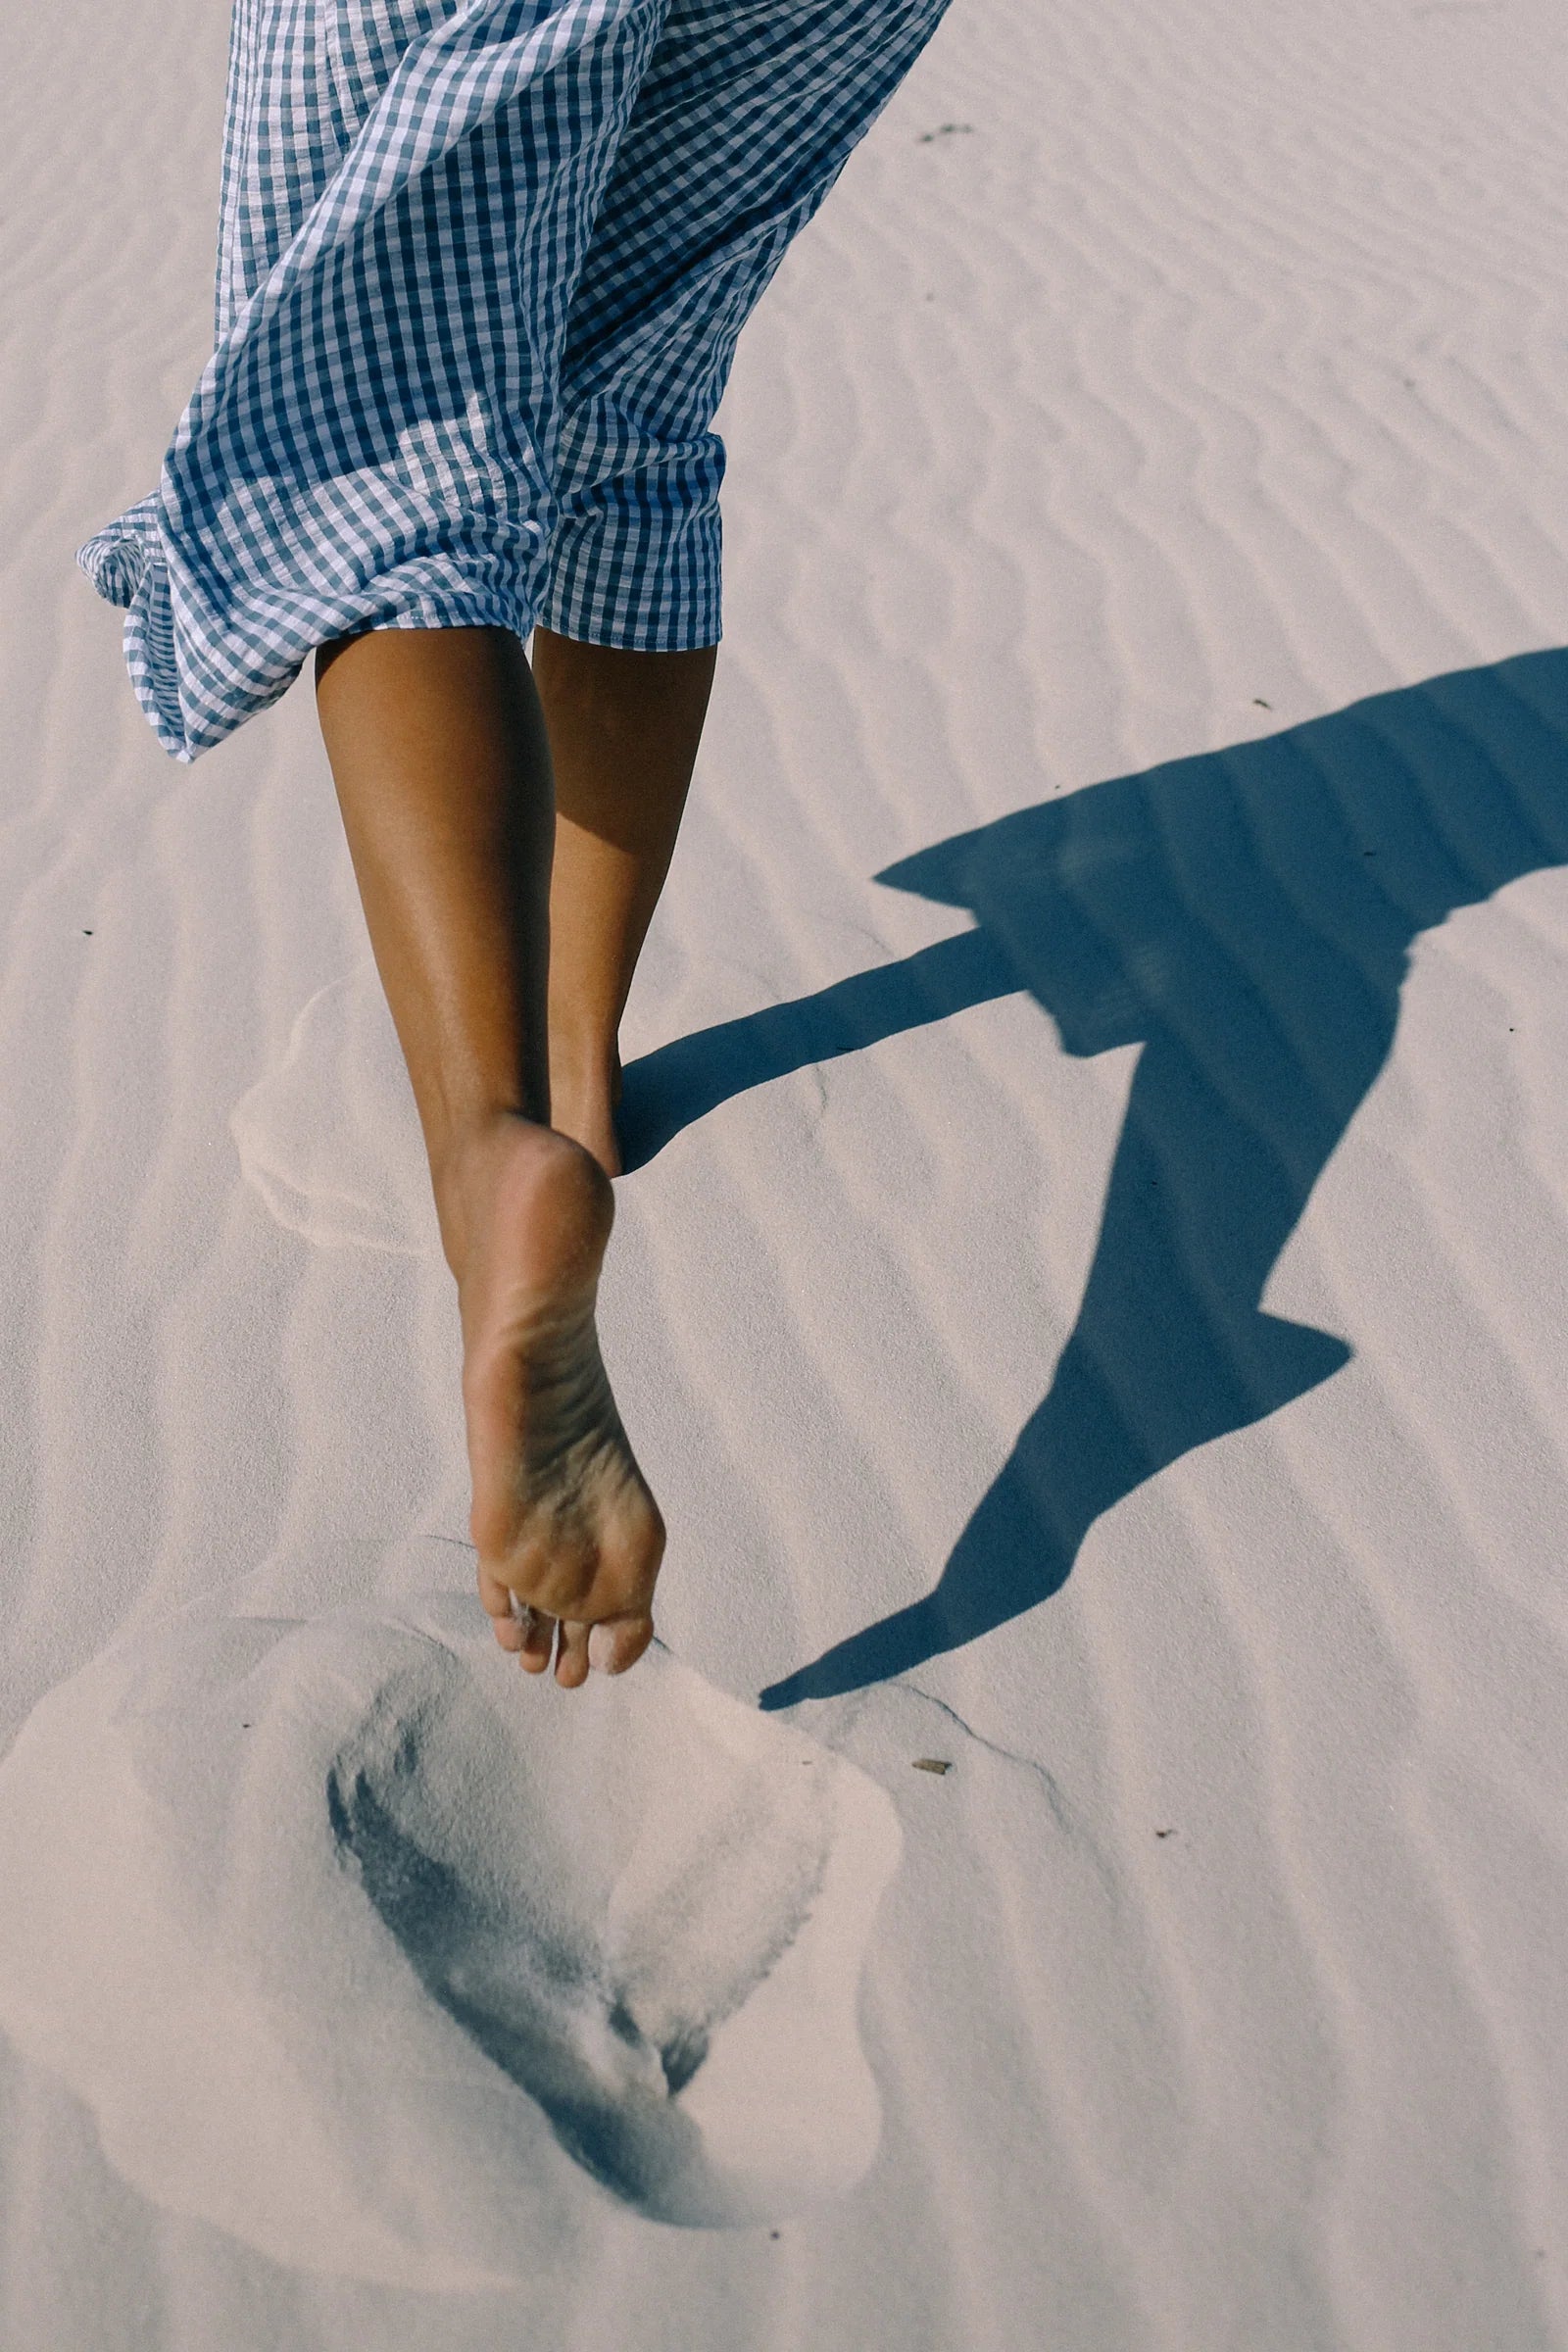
[0,1596,902,2272]
[3,0,1568,2344]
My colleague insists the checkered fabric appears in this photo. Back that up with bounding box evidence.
[77,0,952,763]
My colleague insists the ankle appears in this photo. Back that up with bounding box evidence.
[431,1108,609,1285]
[549,1029,621,1104]
[547,1044,624,1178]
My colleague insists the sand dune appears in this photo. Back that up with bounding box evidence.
[4,0,1568,2344]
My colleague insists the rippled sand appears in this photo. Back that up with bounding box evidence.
[3,0,1567,2344]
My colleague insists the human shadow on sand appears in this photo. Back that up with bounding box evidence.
[617,651,1568,1704]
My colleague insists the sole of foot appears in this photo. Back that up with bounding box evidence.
[445,1113,662,1687]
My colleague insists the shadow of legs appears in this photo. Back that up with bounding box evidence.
[760,1036,1359,1706]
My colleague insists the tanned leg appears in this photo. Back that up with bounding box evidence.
[313,623,663,1687]
[532,626,718,1176]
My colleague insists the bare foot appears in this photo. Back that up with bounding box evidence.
[441,1112,662,1686]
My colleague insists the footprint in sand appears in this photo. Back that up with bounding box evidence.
[0,1596,901,2287]
[230,965,439,1254]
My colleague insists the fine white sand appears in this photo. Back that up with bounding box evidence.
[5,0,1568,2346]
[0,1595,901,2275]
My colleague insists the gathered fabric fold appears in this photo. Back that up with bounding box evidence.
[79,0,956,763]
[77,0,653,761]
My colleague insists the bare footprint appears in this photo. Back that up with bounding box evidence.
[229,964,438,1255]
[0,1595,902,2283]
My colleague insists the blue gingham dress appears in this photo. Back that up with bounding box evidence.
[77,0,952,763]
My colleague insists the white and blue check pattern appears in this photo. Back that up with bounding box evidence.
[78,0,952,762]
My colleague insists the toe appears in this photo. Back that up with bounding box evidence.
[588,1613,655,1675]
[555,1620,592,1689]
[518,1607,556,1674]
[479,1561,525,1651]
